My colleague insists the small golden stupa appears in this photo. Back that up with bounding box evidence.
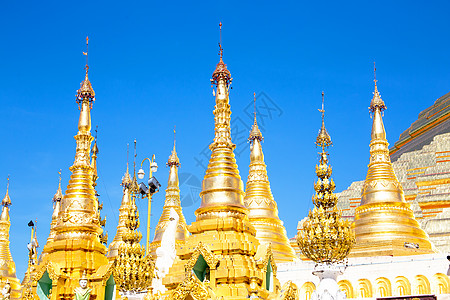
[149,134,189,256]
[0,179,22,299]
[351,68,435,257]
[244,95,297,263]
[107,161,133,259]
[297,92,354,264]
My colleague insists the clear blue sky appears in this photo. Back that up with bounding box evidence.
[1,0,449,279]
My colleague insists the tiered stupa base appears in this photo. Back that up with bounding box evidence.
[351,202,435,257]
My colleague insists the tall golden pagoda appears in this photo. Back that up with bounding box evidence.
[161,23,294,300]
[244,95,297,263]
[0,179,21,299]
[32,38,114,300]
[149,133,189,256]
[352,68,435,257]
[107,162,133,259]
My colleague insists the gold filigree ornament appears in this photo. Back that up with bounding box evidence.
[114,193,155,293]
[297,92,354,264]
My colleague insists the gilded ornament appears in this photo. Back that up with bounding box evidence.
[297,92,354,264]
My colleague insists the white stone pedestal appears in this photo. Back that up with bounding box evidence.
[311,264,346,300]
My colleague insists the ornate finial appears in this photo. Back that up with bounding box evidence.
[77,36,95,103]
[122,144,132,187]
[83,36,89,75]
[315,92,332,149]
[53,170,63,202]
[92,126,99,155]
[167,126,180,167]
[211,22,232,88]
[129,139,139,193]
[373,61,377,85]
[219,22,223,60]
[2,176,11,207]
[297,101,354,263]
[249,92,263,142]
[369,62,386,112]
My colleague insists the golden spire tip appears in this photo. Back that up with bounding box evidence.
[168,126,180,166]
[2,176,11,207]
[316,91,332,149]
[219,22,223,60]
[249,92,263,142]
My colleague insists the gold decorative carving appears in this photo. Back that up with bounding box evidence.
[184,242,219,275]
[171,274,212,300]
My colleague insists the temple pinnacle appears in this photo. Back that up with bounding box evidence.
[2,177,11,207]
[167,127,180,166]
[77,36,95,101]
[249,92,263,142]
[52,170,63,203]
[316,92,332,150]
[370,62,386,112]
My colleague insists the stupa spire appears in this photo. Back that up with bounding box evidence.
[195,22,247,219]
[150,127,189,254]
[0,178,21,298]
[107,147,134,258]
[352,67,435,256]
[43,171,64,248]
[36,39,110,298]
[1,177,11,223]
[244,93,297,262]
[163,24,282,299]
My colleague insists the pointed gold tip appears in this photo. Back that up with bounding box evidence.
[168,127,180,167]
[316,92,332,149]
[249,92,263,142]
[2,177,11,207]
[77,37,95,101]
[369,64,386,112]
[53,171,64,203]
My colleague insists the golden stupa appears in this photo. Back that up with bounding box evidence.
[161,24,297,299]
[244,97,297,263]
[149,135,189,256]
[0,179,22,299]
[31,39,115,299]
[107,162,133,259]
[351,70,435,257]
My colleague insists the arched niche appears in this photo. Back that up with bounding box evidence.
[338,280,354,298]
[394,276,411,296]
[375,277,392,297]
[358,279,373,298]
[299,281,315,300]
[37,271,52,300]
[413,275,431,295]
[432,273,450,294]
